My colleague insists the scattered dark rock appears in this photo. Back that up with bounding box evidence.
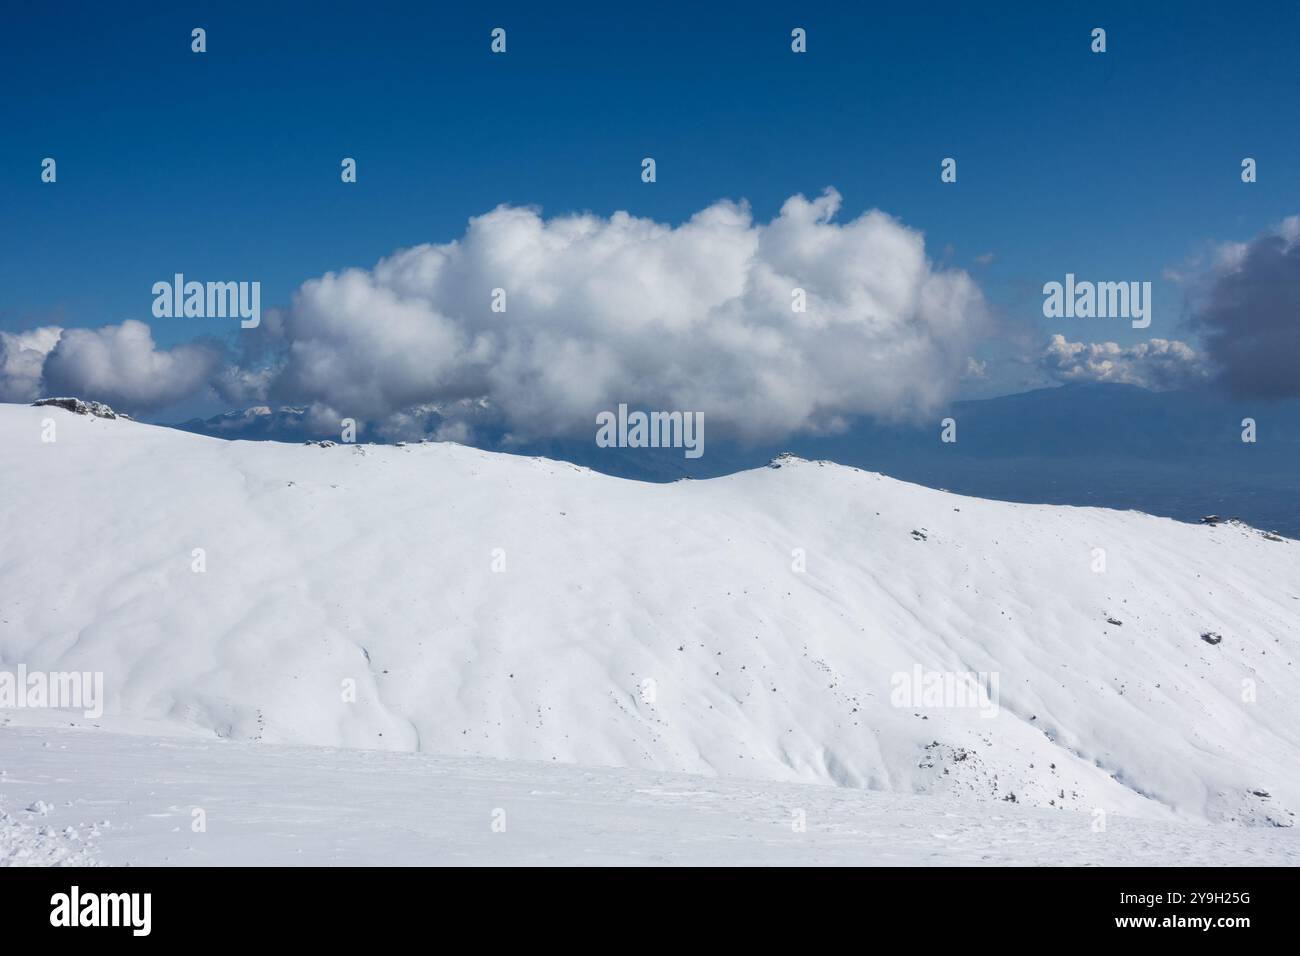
[1203,514,1287,541]
[911,529,928,541]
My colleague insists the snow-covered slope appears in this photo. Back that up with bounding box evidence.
[1,402,1297,828]
[5,726,1298,866]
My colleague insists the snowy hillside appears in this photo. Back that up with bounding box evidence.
[5,726,1298,866]
[1,402,1297,830]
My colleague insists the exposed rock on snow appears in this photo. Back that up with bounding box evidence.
[32,396,126,420]
[1201,514,1288,543]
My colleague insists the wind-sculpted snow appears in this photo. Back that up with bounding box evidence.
[1,403,1297,829]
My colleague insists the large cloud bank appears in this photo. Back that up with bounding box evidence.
[269,189,987,440]
[1186,216,1300,399]
[4,190,989,438]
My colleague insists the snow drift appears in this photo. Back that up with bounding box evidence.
[1,402,1297,827]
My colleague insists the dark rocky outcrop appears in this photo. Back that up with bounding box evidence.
[32,397,127,420]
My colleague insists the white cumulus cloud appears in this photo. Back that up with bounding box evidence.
[1038,334,1209,390]
[0,326,63,402]
[3,191,992,432]
[254,189,988,440]
[41,320,223,413]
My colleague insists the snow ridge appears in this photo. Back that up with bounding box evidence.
[1,402,1297,828]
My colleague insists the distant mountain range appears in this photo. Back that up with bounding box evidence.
[171,383,1300,537]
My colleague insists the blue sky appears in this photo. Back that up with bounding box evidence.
[2,1,1298,423]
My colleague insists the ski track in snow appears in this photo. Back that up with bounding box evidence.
[1,403,1299,859]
